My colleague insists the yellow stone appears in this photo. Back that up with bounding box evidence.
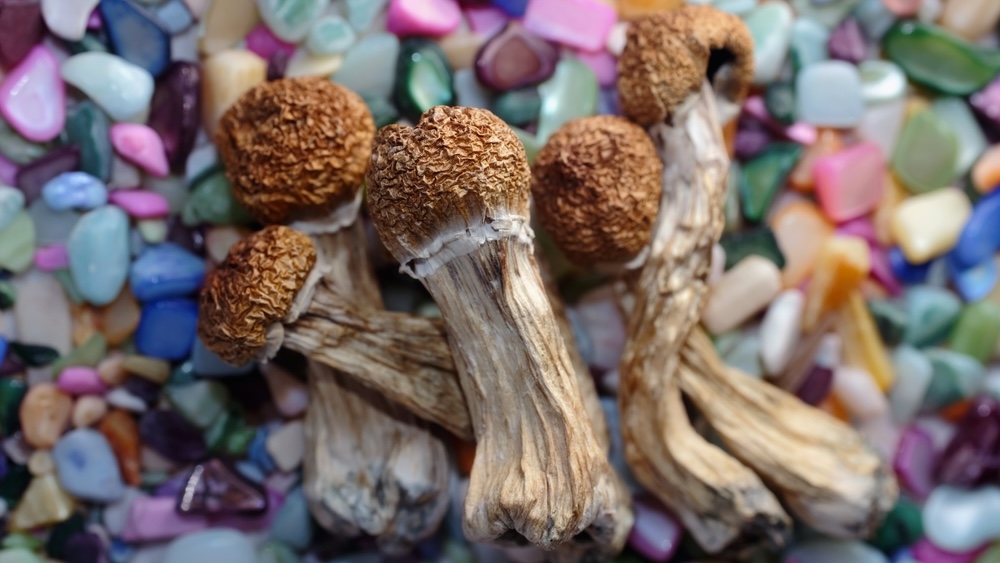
[874,174,908,246]
[201,50,268,136]
[838,290,895,390]
[199,0,259,56]
[905,95,931,118]
[890,187,971,263]
[284,51,343,78]
[802,236,871,331]
[769,200,835,288]
[8,474,75,531]
[616,0,683,19]
[121,355,170,384]
[940,0,1000,41]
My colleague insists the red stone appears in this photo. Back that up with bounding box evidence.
[0,0,45,69]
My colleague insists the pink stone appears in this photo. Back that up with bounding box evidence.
[522,0,617,52]
[573,48,617,87]
[109,189,170,218]
[386,0,463,37]
[109,124,169,178]
[893,424,936,500]
[34,244,69,271]
[627,495,682,561]
[120,496,208,541]
[57,366,109,396]
[87,8,101,29]
[814,142,886,223]
[911,538,988,563]
[0,154,17,186]
[464,6,508,37]
[835,217,877,244]
[245,24,296,61]
[0,45,66,143]
[743,96,818,145]
[870,246,903,297]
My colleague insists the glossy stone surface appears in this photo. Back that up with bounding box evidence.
[110,123,169,178]
[923,348,985,411]
[953,191,1000,270]
[257,0,330,43]
[796,61,866,128]
[884,21,1000,96]
[719,227,785,270]
[536,57,597,141]
[521,0,616,52]
[42,172,108,212]
[740,143,802,223]
[177,458,268,515]
[0,0,46,68]
[52,428,125,502]
[61,53,155,122]
[0,46,65,144]
[892,110,960,194]
[814,142,885,222]
[936,396,1000,487]
[99,0,171,78]
[924,486,1000,552]
[475,23,559,91]
[745,2,794,84]
[333,33,400,100]
[305,16,354,56]
[893,424,935,499]
[162,529,256,563]
[139,408,207,463]
[41,0,95,41]
[134,298,198,360]
[770,200,834,288]
[393,38,455,122]
[67,206,130,306]
[0,211,35,273]
[19,383,72,449]
[891,188,971,264]
[63,102,112,182]
[386,0,461,37]
[827,17,867,64]
[200,50,267,135]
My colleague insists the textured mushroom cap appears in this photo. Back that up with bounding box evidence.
[618,5,753,127]
[215,77,376,225]
[198,225,317,365]
[532,116,662,265]
[366,105,531,262]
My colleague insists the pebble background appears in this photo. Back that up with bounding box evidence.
[0,0,998,561]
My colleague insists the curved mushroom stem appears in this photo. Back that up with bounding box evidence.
[619,82,791,553]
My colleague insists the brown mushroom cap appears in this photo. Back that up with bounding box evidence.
[617,5,753,127]
[215,77,376,225]
[366,105,531,263]
[532,116,662,265]
[198,225,317,365]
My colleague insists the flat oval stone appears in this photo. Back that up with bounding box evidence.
[52,428,124,503]
[0,211,35,273]
[0,45,65,143]
[67,205,130,306]
[814,142,885,223]
[884,21,1000,96]
[333,33,400,100]
[129,243,205,302]
[386,0,461,37]
[759,289,803,376]
[99,0,171,78]
[925,486,1000,552]
[305,16,354,56]
[952,190,1000,270]
[134,298,198,360]
[744,2,794,84]
[474,23,559,91]
[0,0,46,68]
[109,123,168,178]
[108,189,168,219]
[393,38,455,122]
[536,56,597,141]
[63,101,112,182]
[56,366,107,395]
[163,529,255,563]
[62,53,154,122]
[19,383,72,449]
[41,172,108,212]
[892,425,935,499]
[257,0,330,43]
[41,0,99,41]
[796,60,866,127]
[930,97,988,177]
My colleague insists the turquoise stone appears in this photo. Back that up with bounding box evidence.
[361,95,399,129]
[269,487,313,550]
[0,548,44,563]
[719,227,785,270]
[796,61,865,127]
[790,18,830,71]
[903,285,962,347]
[949,301,1000,363]
[61,52,155,122]
[883,21,1000,96]
[62,101,112,182]
[163,529,256,563]
[512,126,541,166]
[790,0,861,28]
[0,211,35,273]
[0,185,25,231]
[725,162,743,233]
[49,333,107,376]
[258,0,330,42]
[53,269,84,304]
[931,97,989,176]
[536,57,598,142]
[67,205,130,306]
[453,69,492,109]
[739,143,803,223]
[868,299,908,347]
[0,117,48,166]
[164,380,229,429]
[870,497,923,552]
[181,168,254,227]
[343,0,387,32]
[493,88,542,127]
[858,60,907,103]
[333,33,400,100]
[922,348,984,411]
[744,2,794,84]
[393,39,456,123]
[892,111,960,194]
[306,16,355,56]
[852,0,897,40]
[764,81,796,125]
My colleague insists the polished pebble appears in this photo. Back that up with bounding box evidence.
[796,61,866,128]
[0,0,46,69]
[332,33,400,100]
[306,16,355,56]
[889,346,933,424]
[745,2,794,84]
[785,539,889,563]
[803,236,871,331]
[703,255,782,335]
[386,0,460,37]
[200,50,267,135]
[891,187,972,264]
[41,173,108,212]
[109,124,169,178]
[759,289,803,376]
[924,486,1000,552]
[67,206,131,306]
[162,529,256,563]
[521,0,616,52]
[57,367,107,396]
[257,0,330,43]
[99,0,171,78]
[892,110,960,193]
[19,383,73,449]
[8,473,75,531]
[814,142,885,222]
[953,191,1000,270]
[893,424,935,499]
[903,285,962,347]
[134,299,198,360]
[265,419,305,472]
[0,211,35,273]
[52,428,125,503]
[0,45,65,143]
[61,53,155,122]
[832,365,888,421]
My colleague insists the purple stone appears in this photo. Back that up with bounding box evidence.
[795,365,833,406]
[474,22,559,91]
[154,470,188,497]
[138,409,207,463]
[177,458,268,515]
[935,395,1000,487]
[0,449,7,479]
[147,62,201,172]
[207,487,282,531]
[734,125,772,160]
[166,216,205,255]
[893,425,936,500]
[123,375,162,406]
[627,495,682,561]
[0,353,24,377]
[15,145,81,204]
[911,537,988,563]
[266,50,289,82]
[0,0,45,69]
[64,532,104,563]
[827,17,868,64]
[971,76,1000,137]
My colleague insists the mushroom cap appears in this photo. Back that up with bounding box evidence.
[215,77,376,225]
[366,105,531,263]
[532,116,662,265]
[617,5,753,127]
[198,225,317,365]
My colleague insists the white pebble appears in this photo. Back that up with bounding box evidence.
[758,289,804,375]
[796,61,866,128]
[889,345,933,425]
[13,270,72,355]
[814,333,842,368]
[261,363,308,418]
[831,366,888,421]
[266,420,306,472]
[709,243,725,284]
[702,256,782,335]
[105,387,148,413]
[924,485,1000,552]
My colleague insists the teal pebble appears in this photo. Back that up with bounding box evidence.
[903,285,962,347]
[269,487,314,550]
[0,185,25,231]
[62,101,113,182]
[922,348,984,412]
[258,541,301,563]
[163,529,256,563]
[67,205,131,306]
[493,88,542,126]
[181,168,254,227]
[868,299,908,346]
[0,118,48,165]
[536,57,597,142]
[258,0,331,43]
[361,95,399,129]
[343,0,386,31]
[41,172,108,211]
[306,16,355,56]
[163,380,229,429]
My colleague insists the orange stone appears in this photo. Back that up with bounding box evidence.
[769,200,835,288]
[971,144,1000,195]
[98,409,142,486]
[874,174,908,246]
[71,303,99,347]
[454,439,475,477]
[788,128,842,192]
[19,383,73,449]
[837,290,895,391]
[97,287,141,346]
[616,0,683,19]
[723,117,738,158]
[802,236,871,331]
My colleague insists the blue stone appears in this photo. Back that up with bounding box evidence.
[134,298,198,360]
[99,0,172,78]
[41,172,108,212]
[0,336,8,365]
[269,486,313,550]
[247,427,277,474]
[947,253,999,302]
[129,243,205,302]
[153,0,194,34]
[190,338,254,377]
[52,428,126,503]
[952,189,1000,270]
[107,539,135,563]
[889,246,931,284]
[67,206,130,306]
[491,0,528,16]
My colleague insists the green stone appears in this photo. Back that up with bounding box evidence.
[493,88,542,127]
[512,126,542,166]
[883,21,1000,96]
[0,464,30,506]
[8,342,59,367]
[137,219,168,244]
[258,0,330,43]
[182,167,255,227]
[62,101,112,182]
[868,299,908,347]
[976,543,1000,563]
[902,285,962,347]
[1,534,43,551]
[0,118,48,165]
[205,410,256,457]
[0,547,45,563]
[165,380,229,429]
[720,227,785,270]
[858,60,907,103]
[536,57,598,142]
[725,162,743,233]
[764,81,796,125]
[393,39,455,123]
[361,95,399,129]
[739,143,803,223]
[443,540,474,563]
[64,33,110,55]
[868,497,923,553]
[49,333,108,376]
[53,269,84,305]
[0,211,36,273]
[0,378,27,435]
[0,279,15,309]
[143,175,188,214]
[258,542,301,563]
[45,512,85,559]
[930,97,989,176]
[922,348,984,411]
[949,301,1000,363]
[892,111,960,194]
[305,15,355,57]
[790,0,860,28]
